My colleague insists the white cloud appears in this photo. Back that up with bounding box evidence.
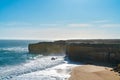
[0,22,32,26]
[1,21,120,40]
[68,23,92,27]
[67,22,120,28]
[1,27,118,40]
[92,20,109,23]
[0,22,60,27]
[100,24,120,27]
[1,21,120,29]
[39,24,59,27]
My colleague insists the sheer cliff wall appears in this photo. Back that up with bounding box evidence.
[66,43,120,63]
[28,41,66,55]
[28,40,120,64]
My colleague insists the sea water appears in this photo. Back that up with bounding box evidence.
[0,40,76,80]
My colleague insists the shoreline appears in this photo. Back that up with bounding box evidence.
[69,65,120,80]
[11,60,80,80]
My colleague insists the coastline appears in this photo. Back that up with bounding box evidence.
[69,65,120,80]
[10,58,80,80]
[28,39,120,80]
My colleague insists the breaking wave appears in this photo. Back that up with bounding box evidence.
[0,56,65,80]
[0,47,28,53]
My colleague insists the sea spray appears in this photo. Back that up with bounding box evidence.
[0,56,65,80]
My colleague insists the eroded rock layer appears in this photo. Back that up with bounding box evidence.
[28,39,120,64]
[66,43,120,63]
[28,41,66,55]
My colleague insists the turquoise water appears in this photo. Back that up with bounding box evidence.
[0,40,66,80]
[0,40,40,66]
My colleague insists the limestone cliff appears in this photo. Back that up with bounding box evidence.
[66,43,120,64]
[28,39,120,64]
[28,40,66,55]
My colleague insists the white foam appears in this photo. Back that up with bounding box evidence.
[11,61,79,80]
[0,47,28,53]
[0,56,64,80]
[0,56,81,80]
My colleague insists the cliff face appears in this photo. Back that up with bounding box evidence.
[28,39,120,64]
[28,41,66,55]
[66,43,120,63]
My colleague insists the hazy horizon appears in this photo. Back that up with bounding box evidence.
[0,0,120,40]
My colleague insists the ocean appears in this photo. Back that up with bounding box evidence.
[0,40,77,80]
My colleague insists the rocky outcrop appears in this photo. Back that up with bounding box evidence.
[28,40,66,55]
[114,64,120,73]
[66,43,120,64]
[28,39,120,64]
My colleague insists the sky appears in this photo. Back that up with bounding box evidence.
[0,0,120,40]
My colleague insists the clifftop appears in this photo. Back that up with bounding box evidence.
[66,39,120,44]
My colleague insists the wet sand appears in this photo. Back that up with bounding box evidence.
[69,65,120,80]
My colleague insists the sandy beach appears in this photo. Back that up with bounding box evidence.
[69,65,120,80]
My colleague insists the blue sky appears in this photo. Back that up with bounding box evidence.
[0,0,120,40]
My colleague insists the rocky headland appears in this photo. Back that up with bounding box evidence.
[29,39,120,64]
[28,40,66,55]
[28,39,120,80]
